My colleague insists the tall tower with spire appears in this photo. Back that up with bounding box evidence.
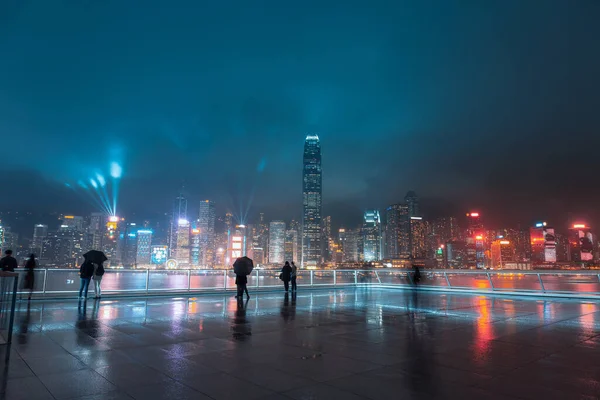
[302,134,322,267]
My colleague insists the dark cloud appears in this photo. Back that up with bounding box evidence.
[0,0,599,231]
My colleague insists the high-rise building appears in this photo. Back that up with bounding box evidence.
[269,221,286,264]
[405,191,420,218]
[491,240,516,269]
[302,134,322,267]
[410,217,427,259]
[446,240,467,268]
[465,212,485,268]
[32,224,48,255]
[384,204,409,259]
[119,222,139,267]
[340,228,361,262]
[42,229,84,267]
[169,193,188,258]
[321,216,332,262]
[227,224,248,264]
[285,229,299,263]
[173,218,190,265]
[89,212,105,250]
[136,229,153,266]
[198,200,216,266]
[530,222,557,264]
[569,223,595,263]
[362,210,381,262]
[61,215,85,231]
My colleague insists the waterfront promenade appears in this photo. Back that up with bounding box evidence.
[2,288,600,399]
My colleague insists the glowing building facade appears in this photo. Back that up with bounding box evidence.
[362,210,382,262]
[302,134,322,267]
[269,221,286,265]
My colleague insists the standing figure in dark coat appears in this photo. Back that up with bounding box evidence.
[235,273,250,300]
[280,261,292,292]
[23,254,37,301]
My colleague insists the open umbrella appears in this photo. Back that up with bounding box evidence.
[83,250,108,264]
[233,256,254,276]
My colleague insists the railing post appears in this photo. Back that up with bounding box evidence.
[310,271,314,286]
[145,270,150,293]
[42,269,48,295]
[537,273,545,292]
[354,270,358,285]
[444,272,451,288]
[224,270,227,290]
[487,273,494,291]
[7,276,18,344]
[187,270,191,292]
[333,271,337,286]
[375,271,382,285]
[255,269,259,288]
[407,272,414,285]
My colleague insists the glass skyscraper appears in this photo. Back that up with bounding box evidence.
[363,210,382,262]
[302,134,322,267]
[384,204,409,259]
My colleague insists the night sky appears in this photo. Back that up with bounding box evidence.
[1,0,599,230]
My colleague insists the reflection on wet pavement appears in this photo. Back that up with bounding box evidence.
[1,288,600,399]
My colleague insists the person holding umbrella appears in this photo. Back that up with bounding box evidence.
[233,256,253,300]
[80,250,108,300]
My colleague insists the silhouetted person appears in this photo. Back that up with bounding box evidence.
[281,261,292,292]
[290,261,298,292]
[23,254,37,301]
[78,258,95,300]
[235,273,250,300]
[92,262,105,299]
[413,265,421,285]
[0,250,18,272]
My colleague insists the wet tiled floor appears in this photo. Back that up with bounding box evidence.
[2,288,600,399]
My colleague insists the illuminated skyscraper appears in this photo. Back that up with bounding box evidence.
[198,200,216,266]
[136,229,153,266]
[530,222,556,264]
[269,221,286,264]
[173,218,190,265]
[302,134,322,267]
[61,215,85,232]
[362,210,381,262]
[491,240,516,269]
[169,192,188,258]
[321,216,332,262]
[32,224,48,255]
[410,217,427,259]
[569,223,595,263]
[384,204,409,259]
[285,229,299,263]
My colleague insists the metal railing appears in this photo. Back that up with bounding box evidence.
[12,268,600,299]
[0,272,19,346]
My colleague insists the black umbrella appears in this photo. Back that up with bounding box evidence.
[233,256,254,276]
[83,250,108,264]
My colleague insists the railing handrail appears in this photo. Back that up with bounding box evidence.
[22,268,600,276]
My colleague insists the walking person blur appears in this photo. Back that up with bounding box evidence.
[281,261,292,292]
[290,261,298,292]
[23,254,37,301]
[92,262,105,299]
[235,272,250,300]
[0,250,18,272]
[78,257,95,300]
